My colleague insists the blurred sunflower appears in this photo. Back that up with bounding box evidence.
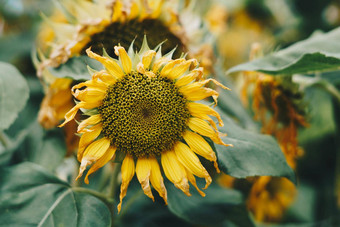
[35,0,215,153]
[237,44,308,222]
[59,39,231,212]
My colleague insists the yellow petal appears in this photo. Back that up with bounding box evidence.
[72,79,108,92]
[92,70,116,84]
[183,130,220,173]
[174,142,212,189]
[136,158,154,201]
[161,151,191,196]
[86,48,124,79]
[142,50,157,69]
[160,59,185,78]
[185,169,205,197]
[58,101,85,127]
[149,158,167,204]
[167,59,198,80]
[73,87,106,103]
[187,102,223,127]
[111,0,123,21]
[77,114,102,133]
[175,67,203,87]
[78,124,102,160]
[118,155,135,213]
[76,138,111,182]
[84,147,117,184]
[187,118,232,147]
[115,46,132,74]
[152,57,168,73]
[181,87,220,104]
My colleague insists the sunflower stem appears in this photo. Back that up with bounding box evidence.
[0,131,10,148]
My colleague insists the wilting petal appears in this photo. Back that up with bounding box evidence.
[185,169,205,197]
[76,138,111,181]
[59,101,85,127]
[136,158,154,201]
[118,155,135,213]
[77,114,101,133]
[161,151,190,196]
[115,46,132,74]
[187,102,223,127]
[149,158,167,204]
[174,142,212,189]
[142,50,157,69]
[188,117,232,147]
[78,124,102,160]
[183,130,220,173]
[175,67,203,87]
[86,48,124,79]
[85,146,117,184]
[92,70,116,84]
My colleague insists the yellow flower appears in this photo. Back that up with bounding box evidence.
[36,0,214,130]
[60,39,231,212]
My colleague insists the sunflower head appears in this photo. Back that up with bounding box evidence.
[60,38,231,212]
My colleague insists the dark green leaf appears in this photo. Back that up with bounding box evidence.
[48,56,104,81]
[0,162,111,226]
[227,27,340,75]
[0,62,29,130]
[215,108,296,183]
[166,181,254,226]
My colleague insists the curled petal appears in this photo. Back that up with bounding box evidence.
[174,142,212,189]
[78,124,102,160]
[142,50,157,69]
[77,114,101,133]
[188,102,224,127]
[161,151,191,196]
[188,117,232,147]
[84,147,117,184]
[185,169,205,197]
[175,67,203,87]
[118,155,135,213]
[115,46,132,74]
[183,130,220,173]
[59,101,86,127]
[160,59,185,78]
[86,47,124,79]
[136,158,154,201]
[149,158,167,204]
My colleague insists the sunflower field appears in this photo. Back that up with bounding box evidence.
[1,0,340,226]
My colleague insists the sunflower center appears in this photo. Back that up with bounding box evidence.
[81,19,185,58]
[98,71,190,158]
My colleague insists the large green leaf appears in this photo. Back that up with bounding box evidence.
[48,56,103,81]
[0,62,29,130]
[215,108,296,183]
[0,162,111,226]
[166,181,254,226]
[227,27,340,75]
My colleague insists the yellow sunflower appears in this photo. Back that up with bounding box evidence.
[36,0,214,130]
[59,39,231,212]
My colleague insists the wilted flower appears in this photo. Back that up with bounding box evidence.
[60,39,231,212]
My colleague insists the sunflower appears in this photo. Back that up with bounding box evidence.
[36,0,214,131]
[59,39,231,212]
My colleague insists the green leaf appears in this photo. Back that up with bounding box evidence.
[48,56,104,81]
[0,62,29,130]
[215,108,296,183]
[0,162,111,226]
[166,181,254,226]
[227,27,340,75]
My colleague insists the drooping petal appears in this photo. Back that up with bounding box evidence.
[161,151,191,196]
[174,142,212,189]
[85,146,117,184]
[78,124,102,160]
[185,169,205,197]
[76,138,111,181]
[118,155,135,213]
[183,130,220,173]
[86,47,124,79]
[136,158,154,201]
[77,114,101,133]
[175,67,203,87]
[187,117,232,147]
[187,102,223,127]
[58,101,86,127]
[115,46,132,74]
[149,158,167,204]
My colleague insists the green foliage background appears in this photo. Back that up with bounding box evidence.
[0,0,340,226]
